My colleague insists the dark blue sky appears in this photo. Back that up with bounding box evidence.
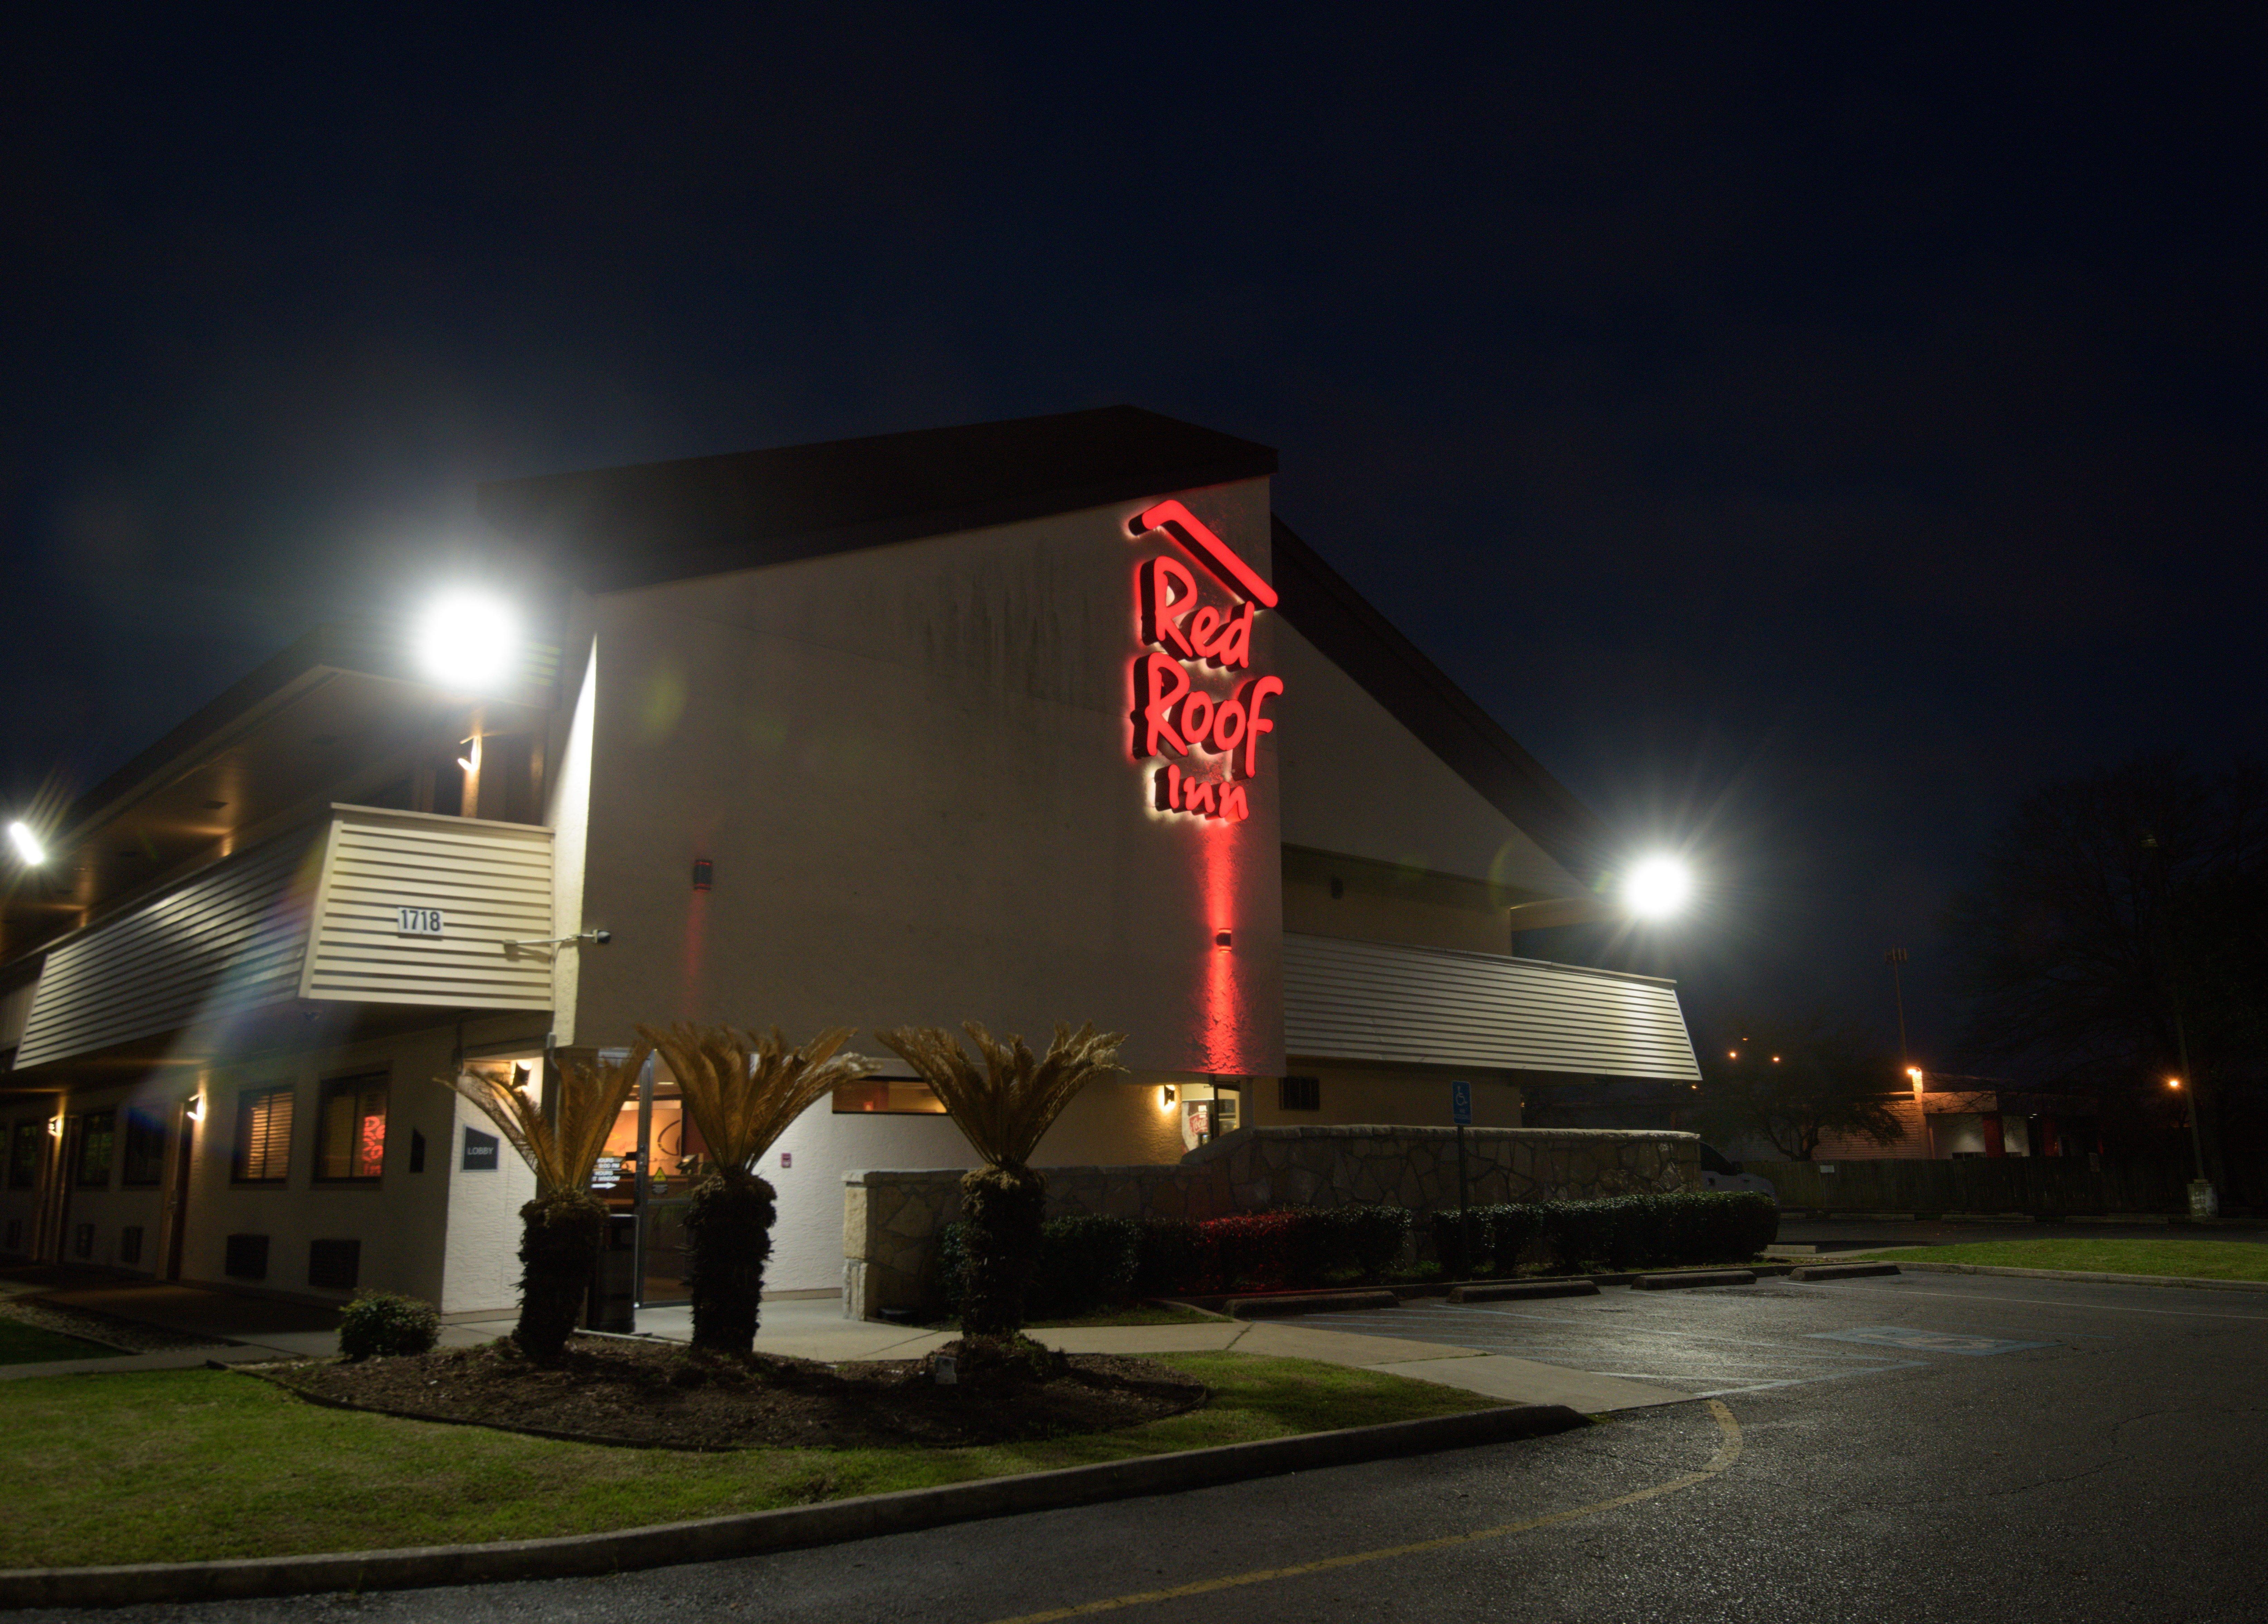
[5,5,2262,1065]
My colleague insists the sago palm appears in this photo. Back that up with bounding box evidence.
[637,1022,876,1354]
[441,1042,650,1363]
[875,1022,1125,1341]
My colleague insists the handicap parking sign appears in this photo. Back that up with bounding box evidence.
[1451,1080,1472,1125]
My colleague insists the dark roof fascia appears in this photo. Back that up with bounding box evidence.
[1271,515,1616,887]
[56,623,365,841]
[475,405,1277,594]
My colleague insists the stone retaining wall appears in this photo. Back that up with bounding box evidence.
[843,1124,1699,1318]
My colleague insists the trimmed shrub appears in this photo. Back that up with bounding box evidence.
[1030,1214,1142,1320]
[336,1290,440,1361]
[1317,1204,1411,1282]
[1133,1218,1202,1298]
[1534,1191,1779,1272]
[1430,1204,1544,1277]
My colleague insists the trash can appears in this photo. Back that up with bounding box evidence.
[585,1212,638,1333]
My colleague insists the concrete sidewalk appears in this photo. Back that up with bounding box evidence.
[2,1282,1686,1412]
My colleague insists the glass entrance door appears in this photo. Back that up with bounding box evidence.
[589,1051,713,1306]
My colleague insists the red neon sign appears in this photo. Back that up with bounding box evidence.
[1127,501,1281,822]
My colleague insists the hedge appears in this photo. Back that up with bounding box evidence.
[935,1205,1413,1315]
[1432,1192,1777,1275]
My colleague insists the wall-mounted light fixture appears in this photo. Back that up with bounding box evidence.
[49,1116,63,1137]
[1213,929,1232,949]
[693,858,714,891]
[1159,1084,1177,1110]
[184,1094,205,1122]
[6,820,44,866]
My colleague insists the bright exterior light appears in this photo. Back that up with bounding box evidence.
[413,590,519,691]
[6,821,43,865]
[1624,855,1692,919]
[2167,1077,2183,1091]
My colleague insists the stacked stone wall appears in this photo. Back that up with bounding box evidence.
[843,1125,1698,1318]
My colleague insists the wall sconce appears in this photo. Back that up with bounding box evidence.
[1159,1084,1177,1111]
[184,1094,205,1122]
[693,857,714,891]
[1213,930,1232,949]
[49,1116,63,1137]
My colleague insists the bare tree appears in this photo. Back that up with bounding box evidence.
[1697,1012,1904,1161]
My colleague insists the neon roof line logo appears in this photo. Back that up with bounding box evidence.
[1128,500,1278,609]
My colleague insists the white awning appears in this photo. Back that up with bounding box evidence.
[1283,932,1702,1081]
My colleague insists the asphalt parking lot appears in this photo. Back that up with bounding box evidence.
[54,1268,2268,1624]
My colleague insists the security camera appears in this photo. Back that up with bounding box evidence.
[587,929,612,947]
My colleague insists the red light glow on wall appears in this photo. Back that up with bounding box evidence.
[1126,503,1281,825]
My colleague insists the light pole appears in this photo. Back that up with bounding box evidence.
[1884,947,1911,1070]
[2142,834,2216,1218]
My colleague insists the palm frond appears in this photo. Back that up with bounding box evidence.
[875,1021,1125,1168]
[637,1023,878,1175]
[439,1043,649,1197]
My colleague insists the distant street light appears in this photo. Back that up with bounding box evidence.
[1624,855,1692,919]
[413,590,520,691]
[6,820,43,866]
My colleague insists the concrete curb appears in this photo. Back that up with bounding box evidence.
[1632,1269,1756,1291]
[1787,1263,1902,1282]
[1881,1260,2268,1293]
[1226,1290,1397,1319]
[1447,1280,1601,1303]
[0,1403,1583,1610]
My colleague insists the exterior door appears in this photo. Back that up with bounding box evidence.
[161,1106,195,1280]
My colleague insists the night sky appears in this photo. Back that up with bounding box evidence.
[6,6,2262,1067]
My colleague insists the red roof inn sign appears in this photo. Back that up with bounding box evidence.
[1127,500,1282,823]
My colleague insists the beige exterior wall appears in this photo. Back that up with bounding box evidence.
[567,479,1285,1080]
[1255,1063,1524,1131]
[544,634,601,1046]
[1273,621,1582,902]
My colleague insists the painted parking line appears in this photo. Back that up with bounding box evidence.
[1808,1325,2057,1356]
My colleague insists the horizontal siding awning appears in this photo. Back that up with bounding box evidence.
[1284,932,1701,1081]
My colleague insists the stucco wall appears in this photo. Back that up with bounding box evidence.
[1272,622,1579,901]
[569,480,1285,1081]
[844,1123,1700,1316]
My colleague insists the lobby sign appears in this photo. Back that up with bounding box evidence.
[1127,500,1283,823]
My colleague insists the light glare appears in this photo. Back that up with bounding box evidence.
[414,591,519,690]
[1624,854,1691,919]
[6,821,43,865]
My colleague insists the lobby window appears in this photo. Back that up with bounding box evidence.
[234,1085,295,1184]
[1279,1076,1321,1112]
[121,1105,169,1188]
[76,1110,115,1188]
[832,1078,949,1115]
[8,1120,41,1190]
[317,1075,388,1182]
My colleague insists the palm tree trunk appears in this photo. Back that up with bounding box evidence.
[517,1191,605,1362]
[684,1171,775,1354]
[958,1162,1047,1340]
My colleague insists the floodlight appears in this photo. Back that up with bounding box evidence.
[413,591,519,691]
[6,821,43,865]
[1624,854,1692,919]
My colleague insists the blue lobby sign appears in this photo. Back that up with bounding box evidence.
[1451,1080,1472,1125]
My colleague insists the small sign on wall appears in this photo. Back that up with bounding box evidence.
[397,906,445,937]
[462,1128,500,1171]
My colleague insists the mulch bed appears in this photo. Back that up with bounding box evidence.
[261,1334,1208,1451]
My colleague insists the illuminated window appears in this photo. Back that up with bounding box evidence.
[234,1085,295,1184]
[75,1110,115,1188]
[121,1105,169,1188]
[7,1121,40,1191]
[317,1075,388,1181]
[832,1079,949,1115]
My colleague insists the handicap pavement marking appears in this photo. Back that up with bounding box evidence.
[1809,1325,2057,1356]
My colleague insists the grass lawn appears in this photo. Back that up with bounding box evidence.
[1025,1302,1222,1328]
[1851,1238,2268,1282]
[0,1318,129,1366]
[0,1352,1499,1570]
